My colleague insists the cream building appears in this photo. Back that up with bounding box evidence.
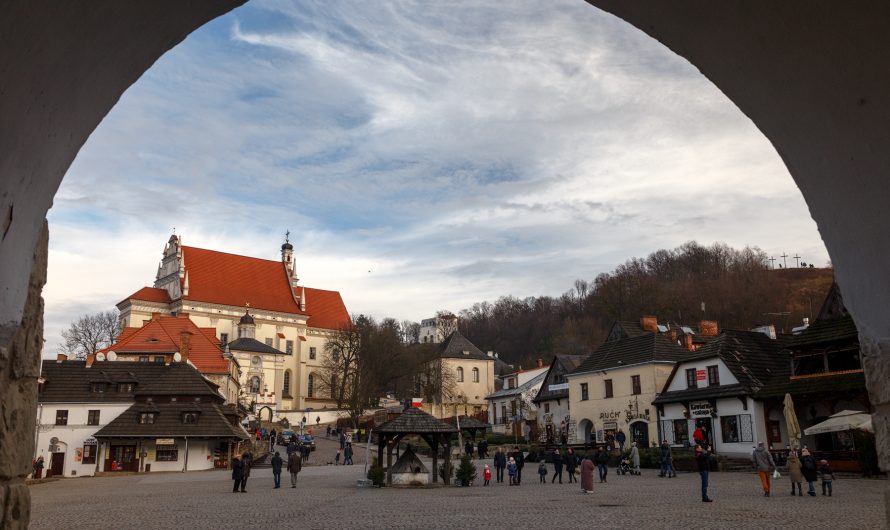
[567,320,694,448]
[417,331,495,419]
[117,234,351,417]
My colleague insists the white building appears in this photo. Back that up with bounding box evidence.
[485,362,549,435]
[419,313,458,344]
[532,354,586,444]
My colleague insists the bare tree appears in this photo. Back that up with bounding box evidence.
[400,320,421,344]
[59,310,121,360]
[435,310,458,341]
[412,344,458,410]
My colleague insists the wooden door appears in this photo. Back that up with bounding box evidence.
[50,452,65,477]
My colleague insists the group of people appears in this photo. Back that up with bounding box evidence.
[335,443,354,465]
[491,446,525,485]
[751,442,835,498]
[465,439,489,459]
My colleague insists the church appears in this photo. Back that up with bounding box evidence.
[116,234,351,418]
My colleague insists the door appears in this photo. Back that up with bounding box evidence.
[49,452,65,477]
[630,421,649,447]
[106,445,138,472]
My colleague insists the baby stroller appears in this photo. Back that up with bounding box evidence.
[617,457,640,476]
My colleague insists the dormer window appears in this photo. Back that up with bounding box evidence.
[138,413,156,424]
[182,412,200,424]
[118,383,134,393]
[91,383,109,393]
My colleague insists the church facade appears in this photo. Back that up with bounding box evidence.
[116,234,351,417]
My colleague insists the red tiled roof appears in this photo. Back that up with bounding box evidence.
[180,246,350,330]
[101,314,229,374]
[120,286,171,305]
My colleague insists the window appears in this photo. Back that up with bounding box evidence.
[87,410,100,426]
[510,400,517,416]
[604,379,613,398]
[672,419,689,446]
[283,370,291,397]
[138,413,156,424]
[707,365,720,386]
[544,403,550,413]
[307,373,315,397]
[580,383,589,401]
[721,415,739,443]
[472,367,479,383]
[82,443,97,464]
[286,340,293,354]
[631,375,641,395]
[330,375,338,399]
[139,356,149,363]
[55,410,68,425]
[156,445,179,462]
[153,356,164,364]
[508,378,516,389]
[265,338,273,347]
[309,347,317,360]
[220,333,228,345]
[686,368,698,389]
[501,405,507,424]
[182,412,199,424]
[249,377,261,393]
[456,367,464,382]
[118,383,134,393]
[90,383,108,393]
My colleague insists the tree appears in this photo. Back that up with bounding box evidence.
[412,344,458,410]
[59,310,121,360]
[317,321,363,425]
[435,310,458,341]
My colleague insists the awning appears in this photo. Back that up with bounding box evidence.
[803,410,873,435]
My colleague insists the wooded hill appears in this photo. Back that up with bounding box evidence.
[455,241,833,371]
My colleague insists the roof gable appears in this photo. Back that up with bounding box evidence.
[572,333,687,375]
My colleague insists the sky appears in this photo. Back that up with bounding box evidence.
[45,0,829,354]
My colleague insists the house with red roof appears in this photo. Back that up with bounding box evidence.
[116,234,351,415]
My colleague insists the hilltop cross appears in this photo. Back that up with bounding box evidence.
[769,257,776,269]
[793,254,801,267]
[780,252,788,268]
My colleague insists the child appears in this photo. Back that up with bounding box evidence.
[483,464,492,486]
[538,461,548,483]
[507,457,518,486]
[819,459,835,496]
[335,448,341,465]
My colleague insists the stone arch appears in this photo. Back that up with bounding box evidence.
[577,419,594,444]
[4,3,890,526]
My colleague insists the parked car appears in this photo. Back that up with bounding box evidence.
[298,434,316,451]
[277,430,296,445]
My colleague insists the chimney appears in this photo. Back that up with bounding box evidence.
[179,331,192,362]
[640,316,658,332]
[683,334,694,351]
[85,354,96,368]
[537,358,544,368]
[699,320,718,337]
[151,312,161,320]
[487,351,494,358]
[802,317,810,328]
[56,354,67,363]
[668,329,678,342]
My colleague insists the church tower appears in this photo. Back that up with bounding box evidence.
[281,231,299,288]
[237,310,256,339]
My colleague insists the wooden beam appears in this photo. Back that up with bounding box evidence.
[386,440,394,485]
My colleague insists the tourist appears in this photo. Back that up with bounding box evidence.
[659,440,675,478]
[616,430,627,453]
[800,448,819,496]
[787,450,803,496]
[629,442,641,475]
[594,446,609,483]
[301,443,311,464]
[512,446,525,485]
[326,425,332,438]
[693,425,704,447]
[335,448,341,465]
[33,456,44,479]
[581,454,594,493]
[819,459,835,496]
[271,451,283,489]
[339,431,346,450]
[752,442,776,497]
[287,447,302,488]
[483,464,492,486]
[507,457,518,485]
[287,439,298,457]
[256,429,261,442]
[696,445,713,502]
[494,447,507,483]
[465,440,473,458]
[344,443,354,465]
[242,451,253,491]
[538,460,548,483]
[565,448,578,483]
[271,428,277,444]
[551,448,564,483]
[231,455,245,493]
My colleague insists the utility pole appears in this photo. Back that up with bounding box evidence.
[780,253,788,268]
[793,254,801,268]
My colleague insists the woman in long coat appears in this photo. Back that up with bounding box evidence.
[787,450,803,496]
[630,442,641,474]
[580,456,594,493]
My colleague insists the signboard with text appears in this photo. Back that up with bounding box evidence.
[696,370,707,381]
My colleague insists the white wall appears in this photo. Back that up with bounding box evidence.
[35,402,132,477]
[664,358,739,392]
[659,397,769,458]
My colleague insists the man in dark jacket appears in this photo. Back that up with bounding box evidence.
[465,440,473,458]
[616,430,627,453]
[551,448,564,483]
[594,446,609,483]
[241,452,252,492]
[287,449,302,488]
[271,451,283,489]
[493,447,507,483]
[659,440,675,478]
[565,448,578,483]
[512,446,525,485]
[696,445,713,502]
[231,456,245,493]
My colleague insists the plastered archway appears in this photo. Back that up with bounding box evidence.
[2,1,890,526]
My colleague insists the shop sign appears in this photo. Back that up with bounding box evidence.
[548,383,569,392]
[83,436,98,446]
[689,401,713,417]
[696,370,707,381]
[626,411,651,422]
[155,438,176,446]
[603,421,618,430]
[599,410,622,420]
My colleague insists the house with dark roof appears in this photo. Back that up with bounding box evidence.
[532,354,586,444]
[484,366,547,438]
[414,331,495,419]
[566,317,705,448]
[653,329,786,457]
[115,233,351,416]
[36,357,247,478]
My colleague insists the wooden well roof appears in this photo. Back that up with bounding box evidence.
[376,407,458,434]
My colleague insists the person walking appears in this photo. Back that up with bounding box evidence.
[33,456,44,479]
[659,440,675,478]
[302,443,311,464]
[752,441,777,497]
[696,445,713,502]
[465,440,473,458]
[800,448,819,496]
[580,455,594,493]
[271,451,283,489]
[538,460,548,483]
[594,446,609,483]
[286,439,298,458]
[241,452,253,492]
[787,450,803,496]
[551,448,564,484]
[231,455,245,493]
[507,457,518,485]
[616,430,627,453]
[335,448,341,465]
[512,446,525,485]
[339,431,346,450]
[819,459,835,496]
[629,442,641,475]
[287,447,302,488]
[483,464,492,486]
[494,447,507,483]
[565,448,578,483]
[344,443,354,465]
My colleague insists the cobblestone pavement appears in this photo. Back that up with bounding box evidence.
[30,439,886,530]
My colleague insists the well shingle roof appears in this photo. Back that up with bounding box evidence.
[376,407,459,434]
[572,333,688,375]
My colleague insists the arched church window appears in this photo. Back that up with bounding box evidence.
[283,370,291,396]
[472,367,479,383]
[457,367,464,382]
[307,373,314,398]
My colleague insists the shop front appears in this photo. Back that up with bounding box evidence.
[104,443,138,472]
